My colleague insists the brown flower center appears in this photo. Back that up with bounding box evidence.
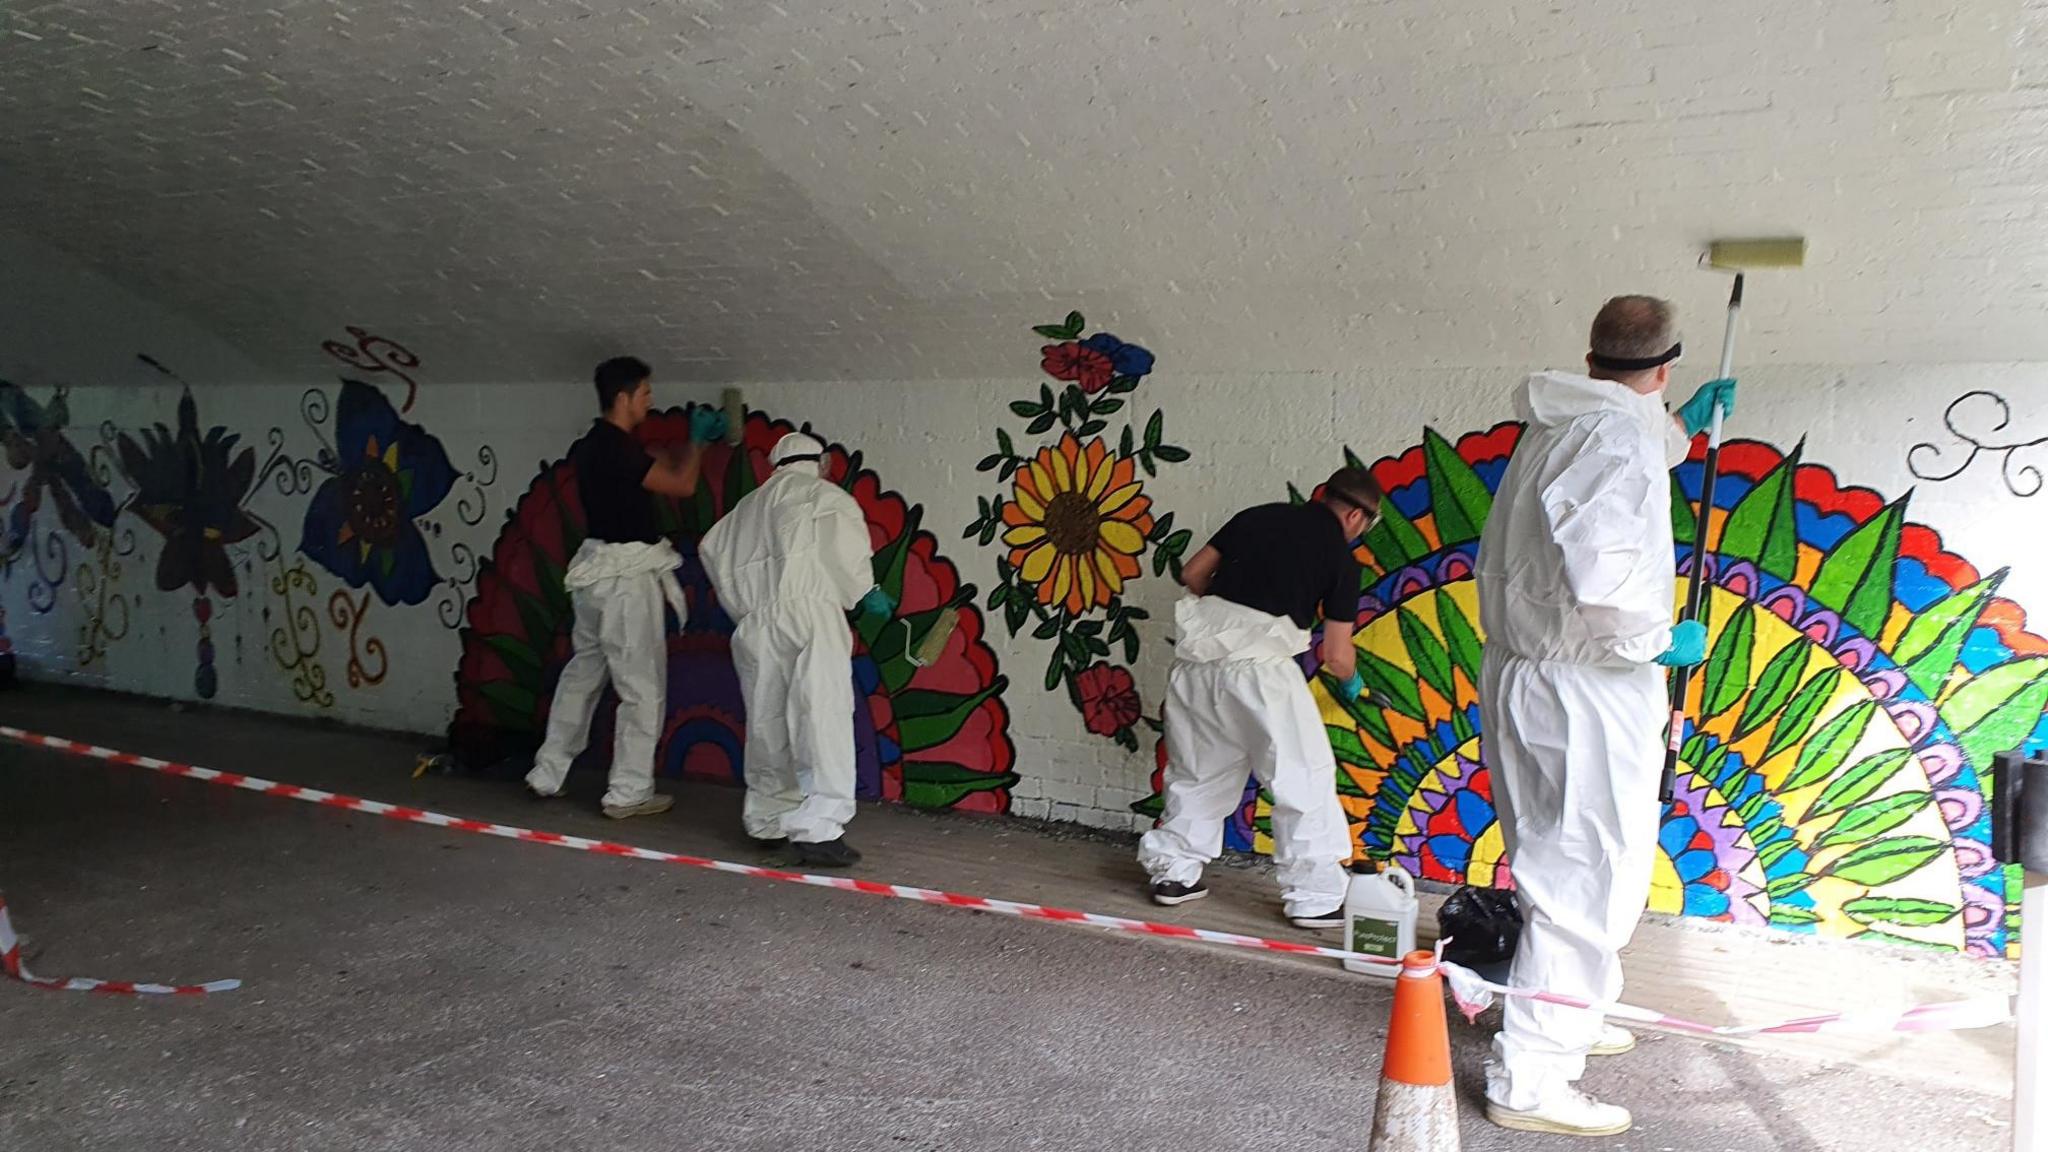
[1042,491,1101,555]
[346,465,404,546]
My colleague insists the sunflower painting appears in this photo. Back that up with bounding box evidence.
[1002,433,1153,616]
[964,312,1191,748]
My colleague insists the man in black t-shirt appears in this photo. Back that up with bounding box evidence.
[525,356,723,820]
[1136,469,1381,929]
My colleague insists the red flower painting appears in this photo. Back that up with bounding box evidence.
[1040,342,1116,394]
[1074,663,1141,737]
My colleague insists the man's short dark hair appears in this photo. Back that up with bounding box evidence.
[1589,296,1677,364]
[593,356,651,411]
[1322,467,1382,519]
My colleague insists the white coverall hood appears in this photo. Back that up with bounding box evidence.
[699,466,876,844]
[1472,369,1690,1112]
[769,432,826,472]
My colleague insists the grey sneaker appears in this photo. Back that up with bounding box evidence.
[601,794,675,820]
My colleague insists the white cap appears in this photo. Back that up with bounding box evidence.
[769,432,825,468]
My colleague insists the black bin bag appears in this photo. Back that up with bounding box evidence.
[1437,885,1522,970]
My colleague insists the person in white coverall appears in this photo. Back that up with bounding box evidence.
[526,356,724,820]
[700,432,894,869]
[1137,468,1382,928]
[1475,295,1735,1138]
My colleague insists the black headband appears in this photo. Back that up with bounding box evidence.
[778,453,822,465]
[1588,341,1682,373]
[1581,340,1679,373]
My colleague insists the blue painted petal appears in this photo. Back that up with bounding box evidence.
[1424,835,1472,872]
[1110,343,1154,377]
[1659,817,1695,856]
[393,420,458,517]
[877,734,900,766]
[1080,333,1122,355]
[334,379,403,468]
[1684,890,1731,917]
[297,477,373,587]
[367,523,441,606]
[1452,787,1495,834]
[1674,848,1716,882]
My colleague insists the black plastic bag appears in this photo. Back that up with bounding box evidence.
[1437,885,1522,970]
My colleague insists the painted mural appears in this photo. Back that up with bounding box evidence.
[0,382,117,617]
[961,312,1191,749]
[1909,389,2045,498]
[448,406,1019,814]
[1137,424,2048,957]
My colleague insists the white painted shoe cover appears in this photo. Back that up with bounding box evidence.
[1485,1087,1633,1137]
[1589,1023,1637,1056]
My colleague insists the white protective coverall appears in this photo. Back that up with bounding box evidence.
[526,540,689,809]
[699,435,876,844]
[1475,370,1689,1109]
[1137,594,1352,917]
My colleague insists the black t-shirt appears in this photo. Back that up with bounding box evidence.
[1204,501,1362,629]
[572,420,659,544]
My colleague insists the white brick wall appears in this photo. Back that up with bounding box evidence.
[1,2,2046,833]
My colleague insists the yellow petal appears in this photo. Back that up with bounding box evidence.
[1012,483,1046,521]
[1097,482,1143,515]
[1028,460,1057,502]
[1047,444,1072,492]
[1003,525,1047,547]
[1049,553,1074,608]
[1076,552,1098,607]
[1020,542,1057,584]
[1085,449,1113,500]
[1099,520,1146,554]
[383,441,401,471]
[1094,548,1125,594]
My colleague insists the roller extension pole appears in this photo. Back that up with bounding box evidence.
[1661,273,1742,803]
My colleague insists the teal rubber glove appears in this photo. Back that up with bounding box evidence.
[1654,620,1708,668]
[1676,377,1737,437]
[1337,670,1366,704]
[689,407,728,444]
[859,587,896,618]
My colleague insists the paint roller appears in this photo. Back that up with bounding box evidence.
[721,388,746,446]
[1661,237,1806,803]
[902,607,961,668]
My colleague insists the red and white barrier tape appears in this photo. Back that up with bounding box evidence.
[0,724,2014,1036]
[0,894,240,995]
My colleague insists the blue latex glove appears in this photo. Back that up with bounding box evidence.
[859,587,896,619]
[1654,620,1708,668]
[1337,670,1366,704]
[1676,377,1738,437]
[689,407,728,444]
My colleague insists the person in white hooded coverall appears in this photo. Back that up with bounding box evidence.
[1475,296,1734,1137]
[526,356,723,819]
[700,432,893,869]
[1137,468,1382,927]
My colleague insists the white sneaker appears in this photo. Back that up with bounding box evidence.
[1590,1023,1636,1056]
[602,793,675,820]
[1485,1088,1632,1137]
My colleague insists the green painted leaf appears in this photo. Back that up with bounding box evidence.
[1286,482,1305,504]
[484,634,543,678]
[1670,478,1698,546]
[1893,571,2004,699]
[479,680,540,726]
[1354,702,1396,750]
[1769,907,1823,926]
[1819,836,1948,887]
[1734,640,1810,741]
[1130,792,1165,819]
[1032,324,1070,340]
[1783,700,1878,793]
[512,592,560,658]
[1767,872,1816,899]
[1064,310,1085,335]
[1717,442,1803,580]
[899,761,1022,810]
[1356,648,1427,722]
[1762,667,1843,765]
[1852,928,1948,951]
[1806,748,1915,820]
[1397,608,1457,703]
[1361,499,1432,573]
[895,678,1008,753]
[1327,725,1374,768]
[1939,656,2048,772]
[1814,791,1931,849]
[1421,427,1491,546]
[1842,896,1961,928]
[1758,840,1801,871]
[1701,608,1756,719]
[1144,410,1164,449]
[1808,498,1905,638]
[1435,589,1484,686]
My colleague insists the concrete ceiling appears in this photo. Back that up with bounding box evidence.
[1,0,2043,384]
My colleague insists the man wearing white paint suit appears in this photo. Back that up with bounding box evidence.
[1138,470,1381,928]
[701,431,896,869]
[1476,295,1736,1137]
[526,356,725,820]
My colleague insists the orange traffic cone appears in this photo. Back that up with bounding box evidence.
[1366,951,1459,1151]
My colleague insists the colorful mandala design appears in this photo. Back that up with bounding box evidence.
[448,407,1018,814]
[1138,424,2047,956]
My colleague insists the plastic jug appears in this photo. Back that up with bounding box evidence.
[1342,860,1417,977]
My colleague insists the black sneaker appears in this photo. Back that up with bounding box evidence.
[750,835,790,850]
[792,838,863,868]
[1288,906,1344,930]
[1149,880,1209,907]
